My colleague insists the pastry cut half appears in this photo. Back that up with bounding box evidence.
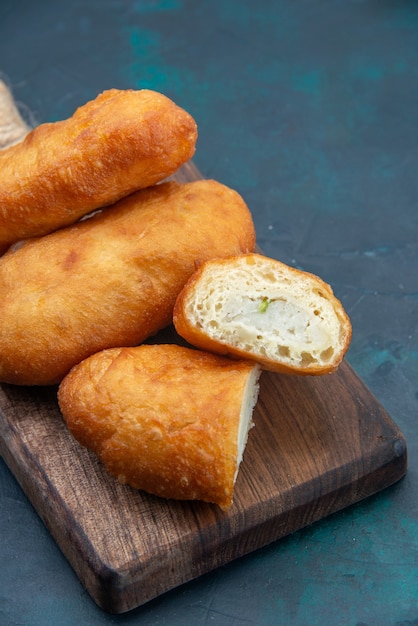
[173,253,352,375]
[58,344,261,510]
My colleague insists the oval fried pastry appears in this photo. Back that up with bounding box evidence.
[0,88,197,253]
[0,180,255,385]
[58,344,261,510]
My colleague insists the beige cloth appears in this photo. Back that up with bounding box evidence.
[0,80,30,149]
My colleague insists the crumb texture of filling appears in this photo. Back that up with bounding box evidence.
[186,259,344,367]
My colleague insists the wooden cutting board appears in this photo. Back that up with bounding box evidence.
[0,161,407,614]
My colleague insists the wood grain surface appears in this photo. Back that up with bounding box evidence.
[0,161,407,614]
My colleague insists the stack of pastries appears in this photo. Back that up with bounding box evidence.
[0,89,351,509]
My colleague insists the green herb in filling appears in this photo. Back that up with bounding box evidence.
[258,297,271,313]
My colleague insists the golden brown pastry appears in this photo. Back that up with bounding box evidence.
[0,88,197,254]
[173,253,352,375]
[0,179,255,386]
[58,344,261,510]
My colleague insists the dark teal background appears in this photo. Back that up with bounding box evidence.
[0,1,417,624]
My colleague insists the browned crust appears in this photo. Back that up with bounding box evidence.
[173,254,352,375]
[0,88,197,252]
[58,344,258,509]
[0,180,255,385]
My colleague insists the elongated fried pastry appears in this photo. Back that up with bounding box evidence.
[58,344,261,509]
[0,179,255,386]
[173,253,352,375]
[0,88,197,253]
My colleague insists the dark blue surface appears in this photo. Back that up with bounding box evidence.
[1,1,417,624]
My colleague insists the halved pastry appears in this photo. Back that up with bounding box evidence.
[173,253,352,375]
[58,344,261,510]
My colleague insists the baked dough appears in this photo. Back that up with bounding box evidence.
[173,253,352,375]
[0,88,197,253]
[0,180,255,385]
[58,344,261,510]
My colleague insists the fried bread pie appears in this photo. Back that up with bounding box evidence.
[0,180,255,385]
[174,253,352,375]
[58,344,261,510]
[0,88,197,253]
